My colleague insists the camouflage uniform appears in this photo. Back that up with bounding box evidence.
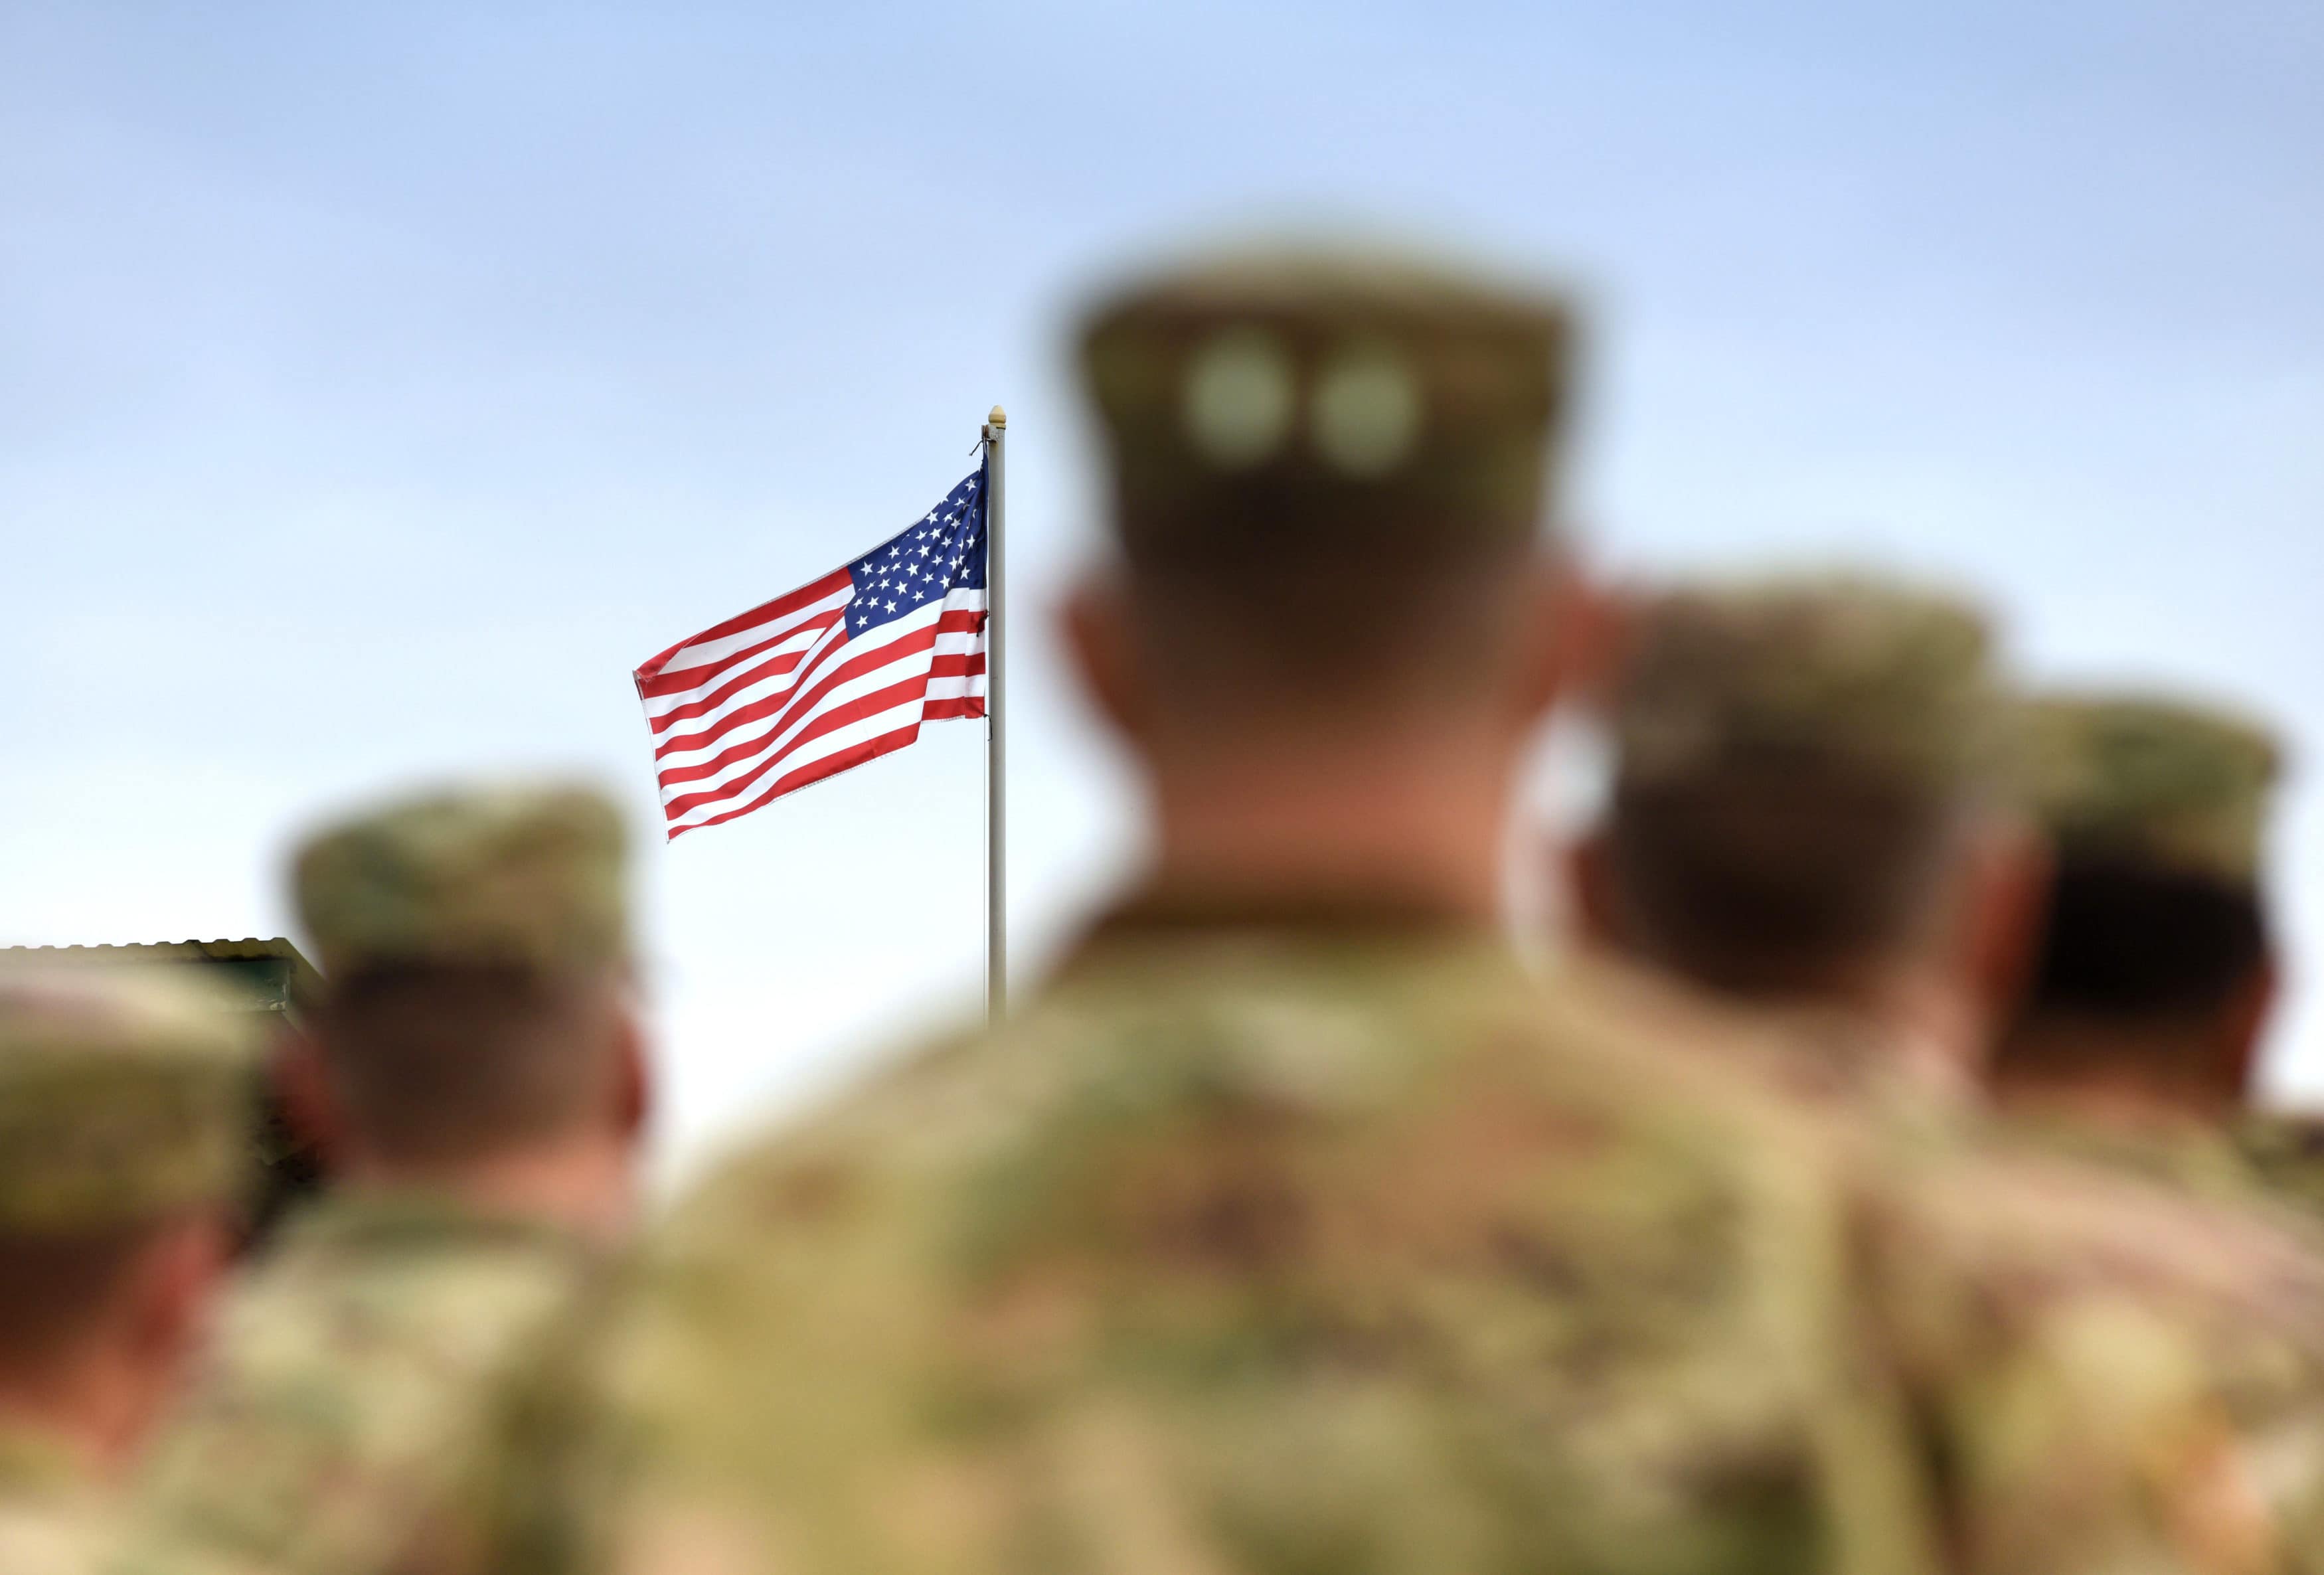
[2021,695,2280,892]
[434,249,2324,1575]
[0,965,260,1572]
[487,920,1965,1575]
[111,784,631,1575]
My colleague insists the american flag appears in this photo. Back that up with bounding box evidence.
[635,469,989,839]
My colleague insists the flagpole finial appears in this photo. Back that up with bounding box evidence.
[988,406,1007,429]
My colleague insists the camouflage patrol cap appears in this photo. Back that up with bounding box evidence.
[1615,574,2003,795]
[293,782,631,981]
[2022,693,2281,886]
[1076,241,1572,558]
[0,965,260,1231]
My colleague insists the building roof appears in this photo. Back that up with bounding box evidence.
[1,938,322,1015]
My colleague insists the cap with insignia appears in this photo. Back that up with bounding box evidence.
[293,782,631,981]
[0,966,260,1232]
[2021,693,2281,886]
[1076,241,1574,560]
[1614,573,2003,795]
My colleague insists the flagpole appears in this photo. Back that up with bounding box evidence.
[982,406,1007,1027]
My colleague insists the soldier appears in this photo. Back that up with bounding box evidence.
[1568,584,2324,1566]
[1564,574,2038,1122]
[0,966,256,1572]
[1988,693,2288,1199]
[112,782,648,1575]
[430,247,2324,1575]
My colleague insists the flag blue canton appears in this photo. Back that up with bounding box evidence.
[845,467,987,635]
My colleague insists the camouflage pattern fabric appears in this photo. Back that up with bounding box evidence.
[1994,1108,2282,1210]
[2232,1111,2324,1225]
[1588,950,2324,1575]
[1613,574,2001,797]
[111,1193,602,1575]
[0,1422,105,1575]
[293,781,630,981]
[1078,244,1571,557]
[2020,695,2280,885]
[0,964,260,1232]
[436,912,2324,1575]
[1853,1131,2324,1575]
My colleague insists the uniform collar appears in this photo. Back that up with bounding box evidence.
[1057,884,1495,972]
[267,1188,597,1260]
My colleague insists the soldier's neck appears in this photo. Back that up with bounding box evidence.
[1823,961,1991,1088]
[1142,744,1510,927]
[1700,957,1989,1100]
[341,1135,638,1244]
[1993,1019,2242,1131]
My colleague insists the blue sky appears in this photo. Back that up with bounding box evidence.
[5,1,2319,1172]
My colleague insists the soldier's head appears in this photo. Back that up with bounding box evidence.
[284,782,647,1207]
[0,965,256,1471]
[1990,694,2280,1116]
[1574,574,2041,1041]
[1063,240,1596,908]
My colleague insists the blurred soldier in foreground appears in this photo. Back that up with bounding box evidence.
[429,248,2324,1575]
[1989,694,2291,1199]
[0,967,255,1572]
[450,246,1910,1575]
[1566,575,2037,1122]
[113,783,647,1575]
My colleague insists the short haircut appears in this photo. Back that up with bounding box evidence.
[317,965,624,1165]
[1124,521,1548,715]
[2022,851,2267,1021]
[0,1221,175,1364]
[1605,750,1965,995]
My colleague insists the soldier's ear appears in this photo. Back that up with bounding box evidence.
[1059,571,1153,746]
[1513,558,1612,725]
[2216,955,2278,1102]
[610,1001,652,1146]
[117,1212,234,1456]
[276,1029,349,1170]
[1954,817,2054,1050]
[1564,831,1624,952]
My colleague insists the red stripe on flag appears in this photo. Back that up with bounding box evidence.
[633,568,853,684]
[657,667,940,820]
[641,628,835,732]
[650,619,947,774]
[670,722,928,839]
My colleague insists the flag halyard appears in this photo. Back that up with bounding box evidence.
[635,468,989,839]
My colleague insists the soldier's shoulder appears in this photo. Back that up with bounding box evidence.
[464,948,1875,1575]
[122,1203,600,1575]
[206,1199,591,1376]
[1826,1133,2324,1575]
[669,941,1817,1259]
[1863,1131,2324,1418]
